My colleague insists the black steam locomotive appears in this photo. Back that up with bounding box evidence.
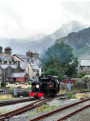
[29,75,60,98]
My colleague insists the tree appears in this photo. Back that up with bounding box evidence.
[41,42,78,77]
[64,58,79,77]
[43,68,58,76]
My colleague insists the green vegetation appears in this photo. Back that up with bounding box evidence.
[59,89,67,93]
[25,81,31,85]
[67,92,75,99]
[2,85,9,89]
[43,68,58,76]
[0,110,9,113]
[9,88,14,92]
[0,94,14,100]
[28,104,57,116]
[77,72,85,78]
[41,42,78,79]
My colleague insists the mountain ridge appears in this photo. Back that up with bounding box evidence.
[0,21,88,55]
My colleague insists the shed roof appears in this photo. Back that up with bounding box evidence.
[80,60,90,66]
[10,72,28,78]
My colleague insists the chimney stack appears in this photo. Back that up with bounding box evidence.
[26,50,39,58]
[5,47,12,55]
[0,46,3,54]
[26,50,33,57]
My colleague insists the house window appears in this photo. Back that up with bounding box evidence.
[4,61,7,64]
[80,66,83,70]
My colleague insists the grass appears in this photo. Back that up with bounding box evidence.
[0,110,9,113]
[59,89,67,93]
[67,92,76,99]
[74,93,86,99]
[28,104,57,116]
[72,89,80,93]
[0,94,14,100]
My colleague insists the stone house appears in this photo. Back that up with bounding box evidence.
[0,65,17,86]
[13,52,42,79]
[20,62,34,79]
[78,60,90,73]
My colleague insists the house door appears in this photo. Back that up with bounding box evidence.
[13,78,16,83]
[25,78,27,83]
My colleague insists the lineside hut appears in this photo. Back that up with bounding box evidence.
[8,72,29,83]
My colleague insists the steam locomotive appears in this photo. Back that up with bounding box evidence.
[29,75,60,98]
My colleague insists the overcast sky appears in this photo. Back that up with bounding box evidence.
[0,0,90,39]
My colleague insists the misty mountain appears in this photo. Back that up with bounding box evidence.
[55,27,90,60]
[0,21,88,55]
[51,21,88,40]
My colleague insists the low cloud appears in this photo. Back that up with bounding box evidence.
[0,0,89,39]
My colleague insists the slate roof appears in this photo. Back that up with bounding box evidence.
[13,54,40,64]
[0,64,17,69]
[14,54,31,59]
[10,65,17,69]
[20,62,28,69]
[0,65,8,69]
[80,60,90,66]
[10,72,27,78]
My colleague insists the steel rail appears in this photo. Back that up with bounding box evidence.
[0,97,56,121]
[29,98,90,121]
[57,104,90,121]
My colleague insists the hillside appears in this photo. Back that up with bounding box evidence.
[55,27,90,60]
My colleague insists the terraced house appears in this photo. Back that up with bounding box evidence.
[0,46,41,87]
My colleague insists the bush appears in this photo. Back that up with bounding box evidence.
[58,73,64,81]
[67,92,75,99]
[77,72,85,78]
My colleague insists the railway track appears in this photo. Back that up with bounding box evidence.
[0,96,59,121]
[0,94,64,121]
[0,90,89,107]
[0,93,66,107]
[57,104,90,121]
[0,92,89,121]
[0,97,37,107]
[29,98,90,121]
